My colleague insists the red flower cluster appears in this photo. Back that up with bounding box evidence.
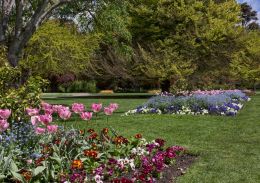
[134,133,142,139]
[113,136,128,145]
[112,177,133,183]
[83,149,98,158]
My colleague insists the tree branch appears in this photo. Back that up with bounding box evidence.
[0,0,15,43]
[14,0,24,38]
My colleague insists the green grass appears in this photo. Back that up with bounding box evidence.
[45,94,260,183]
[41,93,153,99]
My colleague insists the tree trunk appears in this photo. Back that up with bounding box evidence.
[7,42,20,67]
[160,79,170,92]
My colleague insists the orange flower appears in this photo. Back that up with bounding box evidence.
[102,128,109,134]
[35,157,45,166]
[87,129,95,133]
[92,143,97,150]
[89,132,98,140]
[54,139,61,145]
[134,133,142,139]
[79,130,85,135]
[83,149,98,158]
[19,169,32,181]
[41,144,52,154]
[71,160,84,169]
[114,136,124,144]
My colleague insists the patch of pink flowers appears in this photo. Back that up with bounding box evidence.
[58,107,72,120]
[0,109,11,132]
[0,109,11,119]
[190,89,241,95]
[104,107,114,116]
[26,108,39,116]
[80,112,93,121]
[72,103,85,113]
[0,119,9,132]
[91,103,102,113]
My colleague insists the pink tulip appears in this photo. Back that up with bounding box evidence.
[0,109,11,119]
[104,107,113,116]
[47,125,58,133]
[58,108,71,120]
[31,116,40,126]
[109,103,119,111]
[35,127,46,135]
[39,114,52,125]
[26,108,39,116]
[0,119,9,132]
[45,108,54,115]
[72,103,85,113]
[80,112,93,120]
[26,159,33,164]
[91,103,102,113]
[52,105,65,113]
[41,102,52,110]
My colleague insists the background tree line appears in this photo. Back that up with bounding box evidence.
[0,0,259,92]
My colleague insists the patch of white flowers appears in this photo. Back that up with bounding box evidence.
[123,107,162,116]
[131,147,148,156]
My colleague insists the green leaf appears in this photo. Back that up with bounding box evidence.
[10,161,18,172]
[0,174,6,180]
[49,156,62,165]
[33,166,46,176]
[11,171,25,183]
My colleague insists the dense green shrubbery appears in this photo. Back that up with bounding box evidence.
[58,80,97,93]
[0,66,48,122]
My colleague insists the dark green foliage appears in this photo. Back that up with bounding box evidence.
[58,80,97,93]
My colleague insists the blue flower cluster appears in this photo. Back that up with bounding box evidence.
[124,90,250,116]
[0,121,39,156]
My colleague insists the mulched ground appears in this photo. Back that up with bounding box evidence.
[157,154,197,183]
[104,153,197,183]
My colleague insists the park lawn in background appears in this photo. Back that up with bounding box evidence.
[45,94,260,183]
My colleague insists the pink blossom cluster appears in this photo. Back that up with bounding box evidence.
[133,144,185,182]
[92,138,185,183]
[0,109,11,132]
[25,102,119,135]
[190,89,240,95]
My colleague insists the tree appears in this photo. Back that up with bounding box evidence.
[240,2,258,27]
[20,20,101,90]
[231,31,260,90]
[128,0,242,91]
[0,0,100,67]
[247,22,260,31]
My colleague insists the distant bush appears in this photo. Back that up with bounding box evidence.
[59,80,97,93]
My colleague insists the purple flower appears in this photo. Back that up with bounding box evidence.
[69,171,86,183]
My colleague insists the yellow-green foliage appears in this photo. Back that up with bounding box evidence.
[21,20,102,77]
[231,31,260,87]
[0,66,48,121]
[130,0,243,89]
[0,46,8,67]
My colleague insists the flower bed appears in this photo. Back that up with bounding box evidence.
[0,102,189,182]
[125,90,251,116]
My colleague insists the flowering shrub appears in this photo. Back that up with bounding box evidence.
[125,90,251,116]
[0,126,186,182]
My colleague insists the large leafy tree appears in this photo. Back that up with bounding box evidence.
[129,0,242,91]
[21,20,101,78]
[0,0,101,67]
[231,31,260,90]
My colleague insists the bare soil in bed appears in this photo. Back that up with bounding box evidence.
[157,154,197,183]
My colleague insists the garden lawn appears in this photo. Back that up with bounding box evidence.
[45,94,260,183]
